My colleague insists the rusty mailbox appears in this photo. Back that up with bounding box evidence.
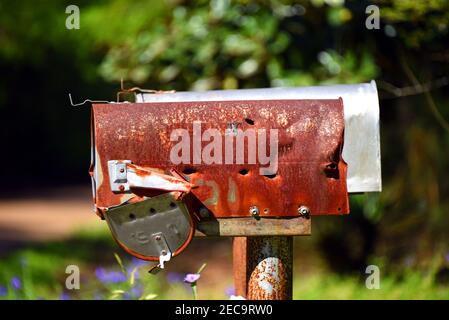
[89,81,380,268]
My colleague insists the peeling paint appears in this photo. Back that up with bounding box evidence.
[245,237,292,300]
[91,100,348,217]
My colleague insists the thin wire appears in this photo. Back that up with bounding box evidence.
[116,79,176,102]
[68,93,110,107]
[377,76,449,99]
[398,49,449,134]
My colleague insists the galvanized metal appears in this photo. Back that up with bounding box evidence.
[233,236,293,300]
[92,99,348,217]
[105,193,194,261]
[136,81,381,193]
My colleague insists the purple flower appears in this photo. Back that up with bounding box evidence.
[166,272,184,284]
[59,292,71,300]
[95,267,127,284]
[123,284,143,300]
[11,277,21,290]
[445,252,449,263]
[130,257,148,268]
[126,266,139,278]
[184,273,200,284]
[224,286,235,296]
[94,293,103,300]
[0,285,7,297]
[125,257,147,276]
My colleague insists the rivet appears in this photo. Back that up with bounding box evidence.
[298,205,310,218]
[199,207,209,218]
[249,206,259,216]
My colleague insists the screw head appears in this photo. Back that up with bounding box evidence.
[199,207,209,218]
[119,185,125,192]
[119,168,125,173]
[249,206,259,216]
[298,205,310,217]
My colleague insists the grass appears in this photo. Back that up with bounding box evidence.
[294,272,449,299]
[0,224,448,300]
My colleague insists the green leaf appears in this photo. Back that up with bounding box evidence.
[113,253,126,275]
[197,263,207,274]
[140,293,158,300]
[129,267,138,286]
[109,293,122,300]
[111,289,125,294]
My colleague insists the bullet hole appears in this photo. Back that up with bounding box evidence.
[182,167,197,175]
[324,162,339,179]
[244,118,255,125]
[328,163,337,170]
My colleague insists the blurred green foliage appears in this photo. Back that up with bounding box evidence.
[1,0,449,280]
[1,225,449,299]
[97,0,380,88]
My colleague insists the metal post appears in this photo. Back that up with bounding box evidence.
[233,236,293,300]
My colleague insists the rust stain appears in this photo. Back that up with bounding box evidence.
[246,236,292,300]
[233,237,248,297]
[233,236,293,300]
[91,99,349,217]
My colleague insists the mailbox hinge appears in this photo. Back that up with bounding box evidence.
[107,160,193,193]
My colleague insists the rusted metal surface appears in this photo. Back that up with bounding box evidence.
[108,160,193,193]
[195,216,310,237]
[233,237,248,297]
[92,99,348,217]
[234,236,293,300]
[136,81,382,193]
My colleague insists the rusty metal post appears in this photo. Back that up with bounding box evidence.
[233,236,293,300]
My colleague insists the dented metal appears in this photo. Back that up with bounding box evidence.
[92,99,349,217]
[105,192,194,261]
[136,81,381,193]
[107,160,193,193]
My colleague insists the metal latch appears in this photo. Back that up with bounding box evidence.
[104,192,195,263]
[152,232,172,269]
[108,160,193,193]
